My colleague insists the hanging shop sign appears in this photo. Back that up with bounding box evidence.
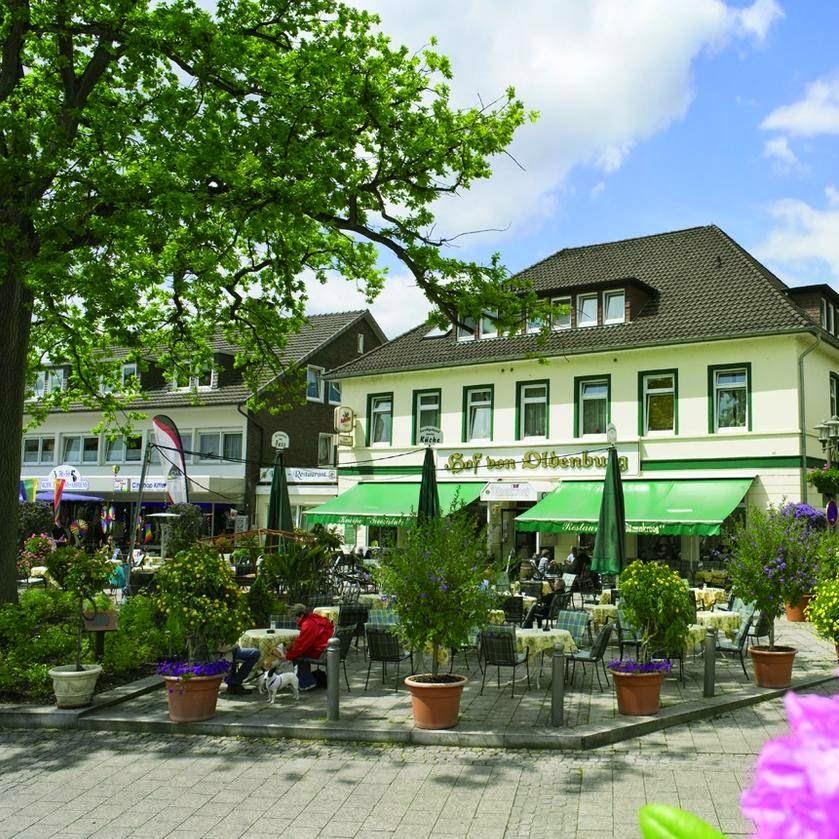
[286,467,338,484]
[271,431,290,450]
[337,433,355,447]
[417,426,442,445]
[334,406,355,434]
[480,482,539,502]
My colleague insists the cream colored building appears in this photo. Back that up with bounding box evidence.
[309,226,839,573]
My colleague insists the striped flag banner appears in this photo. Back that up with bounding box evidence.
[53,478,66,524]
[19,478,39,503]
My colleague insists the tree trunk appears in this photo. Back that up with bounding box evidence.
[0,253,34,604]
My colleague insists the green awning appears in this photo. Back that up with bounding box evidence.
[516,478,753,536]
[304,481,484,527]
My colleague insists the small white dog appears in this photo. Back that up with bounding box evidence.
[257,644,299,703]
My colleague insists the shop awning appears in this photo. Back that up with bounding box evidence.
[515,478,753,536]
[303,481,484,527]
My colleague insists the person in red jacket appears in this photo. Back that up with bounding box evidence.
[283,604,333,691]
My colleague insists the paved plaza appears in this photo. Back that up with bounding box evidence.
[2,679,838,839]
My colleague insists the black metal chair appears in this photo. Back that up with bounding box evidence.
[543,591,573,629]
[364,625,413,691]
[479,626,529,696]
[616,608,641,661]
[716,609,755,679]
[337,603,369,649]
[300,626,355,691]
[501,595,524,626]
[747,611,771,647]
[567,623,613,690]
[449,629,482,674]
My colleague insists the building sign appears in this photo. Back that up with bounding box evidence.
[286,467,337,484]
[39,465,90,491]
[271,431,290,450]
[439,445,638,478]
[417,426,442,445]
[480,482,539,502]
[334,406,355,433]
[113,477,168,493]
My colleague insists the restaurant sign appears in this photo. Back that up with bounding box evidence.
[440,445,638,478]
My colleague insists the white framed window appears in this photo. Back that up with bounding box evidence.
[518,382,548,439]
[22,436,56,465]
[456,315,477,342]
[173,368,217,391]
[579,380,609,435]
[577,294,598,327]
[328,380,342,405]
[464,387,493,442]
[318,433,336,467]
[34,368,65,398]
[306,366,324,402]
[603,290,625,324]
[552,297,571,330]
[480,312,498,340]
[101,362,139,394]
[196,430,243,463]
[357,333,365,354]
[831,375,838,418]
[713,368,748,431]
[61,435,100,464]
[413,390,441,443]
[525,311,545,334]
[148,430,193,465]
[105,434,143,464]
[368,394,393,445]
[642,373,675,434]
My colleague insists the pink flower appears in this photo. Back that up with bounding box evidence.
[741,687,839,838]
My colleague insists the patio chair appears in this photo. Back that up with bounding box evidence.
[554,609,590,648]
[544,591,573,629]
[715,608,755,679]
[616,608,641,661]
[450,628,482,674]
[337,603,369,649]
[364,625,413,691]
[501,595,525,626]
[567,623,613,691]
[300,626,355,691]
[562,573,579,607]
[520,580,544,599]
[747,611,772,648]
[479,626,530,697]
[366,609,398,625]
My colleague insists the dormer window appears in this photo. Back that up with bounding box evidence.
[34,368,65,398]
[577,294,598,327]
[456,315,477,341]
[552,297,571,330]
[525,311,545,334]
[603,290,625,324]
[480,312,498,340]
[101,362,139,394]
[173,367,217,391]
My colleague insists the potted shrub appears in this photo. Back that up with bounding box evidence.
[777,502,823,620]
[608,560,692,716]
[806,578,839,662]
[728,506,801,687]
[44,546,113,707]
[155,544,247,722]
[807,465,839,496]
[376,511,494,730]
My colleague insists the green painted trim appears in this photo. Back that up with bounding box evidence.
[637,368,679,437]
[708,362,752,434]
[515,379,550,440]
[411,388,440,446]
[365,391,393,446]
[462,384,494,443]
[337,465,424,476]
[573,374,612,438]
[642,455,803,471]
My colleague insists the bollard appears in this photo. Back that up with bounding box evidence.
[326,637,340,721]
[703,628,717,698]
[551,644,565,726]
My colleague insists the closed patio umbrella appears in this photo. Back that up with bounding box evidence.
[266,450,294,550]
[591,446,626,575]
[417,446,440,523]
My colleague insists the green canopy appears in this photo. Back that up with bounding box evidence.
[516,478,753,536]
[591,447,626,574]
[417,447,440,523]
[304,481,483,527]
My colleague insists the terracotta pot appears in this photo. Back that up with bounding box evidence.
[49,664,102,709]
[784,595,812,622]
[404,674,467,730]
[749,646,797,688]
[163,674,225,723]
[609,670,665,716]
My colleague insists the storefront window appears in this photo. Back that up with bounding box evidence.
[368,525,397,548]
[643,373,675,433]
[518,382,548,438]
[465,386,493,441]
[580,379,608,435]
[714,367,748,430]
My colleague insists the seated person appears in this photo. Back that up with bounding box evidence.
[522,577,565,629]
[536,548,553,577]
[220,644,261,695]
[564,546,582,575]
[283,603,334,691]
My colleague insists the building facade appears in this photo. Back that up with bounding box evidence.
[311,226,839,574]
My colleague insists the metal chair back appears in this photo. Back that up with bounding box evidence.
[480,626,518,667]
[365,625,405,662]
[501,595,524,625]
[589,623,613,660]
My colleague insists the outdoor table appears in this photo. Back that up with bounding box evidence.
[695,569,728,587]
[239,627,300,668]
[313,606,339,624]
[695,609,741,639]
[515,627,577,656]
[488,609,506,625]
[691,587,728,609]
[685,623,707,653]
[584,603,618,629]
[599,590,611,604]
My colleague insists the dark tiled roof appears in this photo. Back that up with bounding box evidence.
[328,226,819,379]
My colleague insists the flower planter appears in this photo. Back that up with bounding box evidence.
[49,664,102,708]
[784,595,811,622]
[163,675,225,723]
[404,674,468,729]
[609,670,665,716]
[749,646,797,688]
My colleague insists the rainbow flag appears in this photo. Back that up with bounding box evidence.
[53,478,66,524]
[18,478,38,503]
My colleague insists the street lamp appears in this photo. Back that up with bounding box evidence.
[815,415,839,467]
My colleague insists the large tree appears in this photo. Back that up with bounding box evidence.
[0,0,540,602]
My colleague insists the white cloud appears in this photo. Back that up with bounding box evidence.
[762,76,839,137]
[346,0,781,245]
[756,193,839,283]
[763,136,802,173]
[590,181,606,199]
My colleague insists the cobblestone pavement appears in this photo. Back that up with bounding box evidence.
[3,679,838,839]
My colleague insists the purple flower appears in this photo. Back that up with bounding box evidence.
[608,658,672,674]
[741,688,839,838]
[157,660,230,679]
[440,584,448,592]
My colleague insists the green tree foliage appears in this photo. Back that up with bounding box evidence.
[1,0,537,602]
[259,540,331,603]
[163,503,204,556]
[17,503,54,544]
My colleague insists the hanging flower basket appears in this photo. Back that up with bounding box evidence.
[807,467,839,496]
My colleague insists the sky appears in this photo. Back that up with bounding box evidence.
[300,0,839,338]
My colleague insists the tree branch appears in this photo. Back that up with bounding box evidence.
[0,0,29,103]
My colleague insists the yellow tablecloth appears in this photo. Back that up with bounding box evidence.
[313,606,339,624]
[489,609,506,625]
[691,587,728,609]
[584,603,618,629]
[599,590,612,604]
[516,628,577,656]
[685,623,708,651]
[239,628,300,668]
[695,570,728,587]
[696,610,741,639]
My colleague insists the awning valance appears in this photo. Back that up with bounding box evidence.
[515,478,753,536]
[303,481,484,527]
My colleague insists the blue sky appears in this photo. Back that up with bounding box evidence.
[305,1,839,336]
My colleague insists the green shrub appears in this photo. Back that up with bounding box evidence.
[18,502,54,543]
[246,573,275,628]
[164,503,204,555]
